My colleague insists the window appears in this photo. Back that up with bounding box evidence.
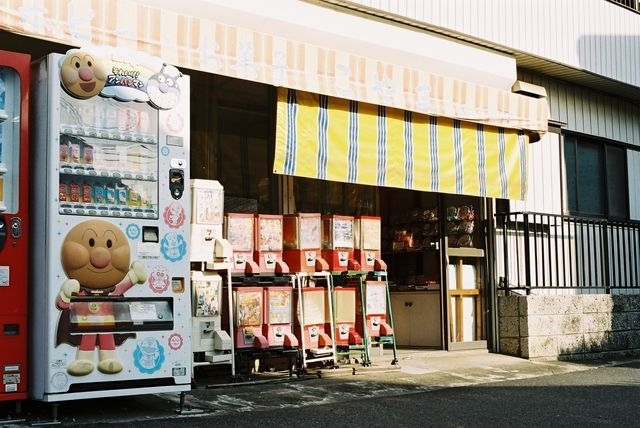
[190,72,278,214]
[564,134,628,219]
[292,177,377,216]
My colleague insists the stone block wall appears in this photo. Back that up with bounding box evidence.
[498,294,640,360]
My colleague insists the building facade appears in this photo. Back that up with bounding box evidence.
[2,0,639,360]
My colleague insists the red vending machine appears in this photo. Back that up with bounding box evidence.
[254,214,284,273]
[0,50,30,402]
[263,286,297,348]
[321,215,355,272]
[282,213,325,272]
[232,286,267,349]
[354,216,382,271]
[225,213,255,273]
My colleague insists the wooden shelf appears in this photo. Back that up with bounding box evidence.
[447,247,484,258]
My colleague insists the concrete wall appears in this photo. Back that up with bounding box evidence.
[498,294,640,360]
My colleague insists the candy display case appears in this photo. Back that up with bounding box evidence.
[225,213,255,272]
[282,213,323,272]
[254,214,284,273]
[354,216,382,270]
[321,215,355,272]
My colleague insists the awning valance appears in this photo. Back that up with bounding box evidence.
[0,0,548,137]
[274,88,529,200]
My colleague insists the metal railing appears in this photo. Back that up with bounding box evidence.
[495,212,640,294]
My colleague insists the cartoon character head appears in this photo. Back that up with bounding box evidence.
[59,49,107,99]
[61,219,131,290]
[147,63,182,110]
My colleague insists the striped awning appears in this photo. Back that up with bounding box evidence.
[0,0,548,137]
[274,88,529,200]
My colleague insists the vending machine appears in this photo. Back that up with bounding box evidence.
[282,213,326,272]
[254,214,284,273]
[30,47,191,402]
[189,179,233,373]
[321,215,355,272]
[0,50,30,402]
[354,216,382,271]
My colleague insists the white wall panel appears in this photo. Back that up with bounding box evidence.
[629,151,640,221]
[511,132,563,214]
[331,0,640,89]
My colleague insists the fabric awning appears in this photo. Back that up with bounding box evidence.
[0,0,548,138]
[275,88,529,200]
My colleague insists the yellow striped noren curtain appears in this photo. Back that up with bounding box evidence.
[274,88,529,200]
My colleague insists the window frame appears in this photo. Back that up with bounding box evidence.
[563,133,629,220]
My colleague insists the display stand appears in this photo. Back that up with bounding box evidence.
[294,270,337,374]
[331,270,371,367]
[365,268,398,366]
[189,180,235,381]
[227,262,301,379]
[191,256,235,378]
[333,261,398,367]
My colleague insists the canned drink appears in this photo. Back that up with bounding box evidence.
[82,143,93,165]
[93,182,106,205]
[59,181,69,202]
[116,184,128,206]
[59,138,70,163]
[82,182,93,203]
[69,139,80,164]
[69,181,80,203]
[106,184,116,204]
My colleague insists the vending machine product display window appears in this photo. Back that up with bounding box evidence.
[58,91,160,219]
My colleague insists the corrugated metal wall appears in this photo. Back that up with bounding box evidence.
[518,69,640,145]
[517,69,640,220]
[330,0,640,89]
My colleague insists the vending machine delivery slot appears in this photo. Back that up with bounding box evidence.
[142,226,159,242]
[68,297,174,333]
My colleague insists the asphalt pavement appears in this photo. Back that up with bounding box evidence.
[0,347,632,427]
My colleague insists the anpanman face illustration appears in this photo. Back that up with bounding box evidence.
[61,219,131,289]
[60,49,107,99]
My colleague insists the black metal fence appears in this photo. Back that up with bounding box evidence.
[495,212,640,294]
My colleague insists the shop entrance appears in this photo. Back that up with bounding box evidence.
[186,70,489,351]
